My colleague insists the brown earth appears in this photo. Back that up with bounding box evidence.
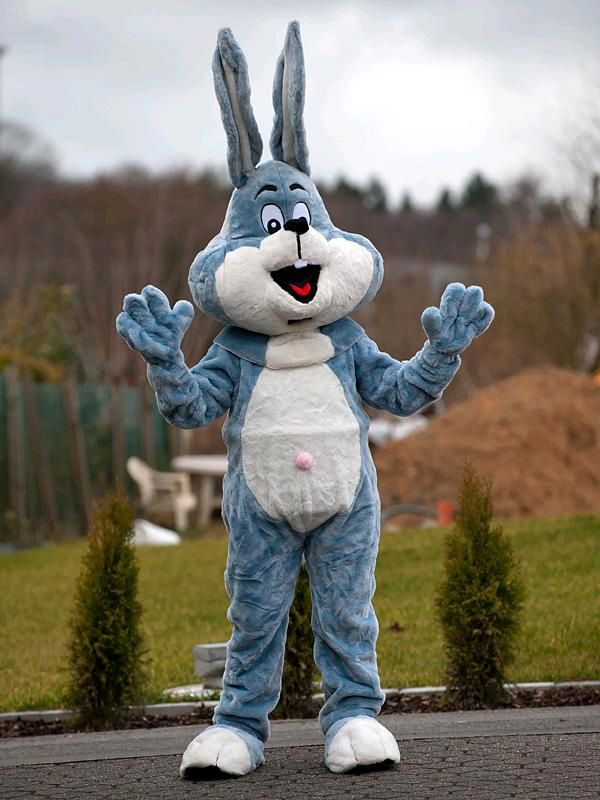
[374,366,600,521]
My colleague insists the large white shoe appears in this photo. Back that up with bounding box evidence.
[325,716,400,774]
[180,726,257,777]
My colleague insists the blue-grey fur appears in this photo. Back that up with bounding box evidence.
[116,20,495,775]
[213,28,263,187]
[270,20,310,175]
[125,314,461,746]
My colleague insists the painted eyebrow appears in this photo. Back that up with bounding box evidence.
[254,184,278,199]
[289,183,307,192]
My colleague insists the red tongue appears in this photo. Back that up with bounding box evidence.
[290,282,311,297]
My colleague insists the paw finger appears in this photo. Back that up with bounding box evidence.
[350,726,384,762]
[421,306,442,337]
[458,285,483,318]
[439,282,465,319]
[142,285,172,323]
[375,724,401,763]
[116,311,147,346]
[472,302,495,335]
[123,293,154,328]
[172,300,195,334]
[116,310,130,333]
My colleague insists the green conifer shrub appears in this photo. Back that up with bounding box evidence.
[435,463,525,709]
[65,487,147,729]
[274,563,315,719]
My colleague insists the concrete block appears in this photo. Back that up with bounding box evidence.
[193,658,225,679]
[192,643,227,663]
[203,675,223,689]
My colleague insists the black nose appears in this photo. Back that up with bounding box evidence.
[283,217,309,235]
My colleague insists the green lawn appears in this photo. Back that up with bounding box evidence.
[1,515,599,712]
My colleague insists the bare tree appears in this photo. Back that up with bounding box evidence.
[0,120,56,216]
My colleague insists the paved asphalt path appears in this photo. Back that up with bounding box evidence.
[1,706,599,799]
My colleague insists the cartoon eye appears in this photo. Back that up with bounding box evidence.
[261,204,284,235]
[292,202,311,225]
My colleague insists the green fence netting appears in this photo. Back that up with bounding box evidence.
[0,375,172,541]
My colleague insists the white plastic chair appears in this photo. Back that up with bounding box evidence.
[126,456,197,530]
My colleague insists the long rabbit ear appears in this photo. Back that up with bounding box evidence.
[212,28,263,188]
[270,20,310,175]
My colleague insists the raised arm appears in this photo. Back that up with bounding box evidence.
[354,283,494,416]
[116,285,239,428]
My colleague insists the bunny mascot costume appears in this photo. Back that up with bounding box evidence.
[117,22,494,778]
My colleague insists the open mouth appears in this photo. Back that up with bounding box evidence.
[271,263,320,304]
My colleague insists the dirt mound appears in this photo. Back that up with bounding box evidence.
[375,367,600,520]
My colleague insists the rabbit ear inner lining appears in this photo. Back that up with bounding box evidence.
[269,21,310,175]
[223,60,255,178]
[281,57,296,168]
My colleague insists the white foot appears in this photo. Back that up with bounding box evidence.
[325,717,400,774]
[180,726,253,777]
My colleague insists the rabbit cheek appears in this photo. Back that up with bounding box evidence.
[214,247,276,332]
[214,245,305,334]
[315,238,375,322]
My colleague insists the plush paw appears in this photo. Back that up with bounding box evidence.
[116,284,194,366]
[421,282,494,356]
[180,725,263,778]
[325,716,400,774]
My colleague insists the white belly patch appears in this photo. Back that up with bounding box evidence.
[241,362,361,533]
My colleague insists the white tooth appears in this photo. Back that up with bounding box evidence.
[293,259,308,269]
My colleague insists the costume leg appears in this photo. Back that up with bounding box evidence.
[181,510,304,777]
[304,495,384,733]
[214,511,305,743]
[304,490,399,772]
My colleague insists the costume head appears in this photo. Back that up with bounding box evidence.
[188,21,384,335]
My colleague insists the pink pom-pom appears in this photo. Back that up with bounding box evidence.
[295,451,313,470]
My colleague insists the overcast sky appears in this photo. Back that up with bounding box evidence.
[2,0,598,203]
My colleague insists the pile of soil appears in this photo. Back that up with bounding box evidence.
[375,367,600,520]
[2,686,599,737]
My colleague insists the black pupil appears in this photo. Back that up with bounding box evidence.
[268,219,281,234]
